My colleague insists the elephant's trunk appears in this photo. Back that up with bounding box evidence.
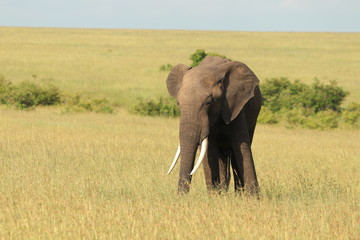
[177,119,201,193]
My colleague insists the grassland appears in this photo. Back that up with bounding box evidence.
[0,107,359,239]
[1,27,360,105]
[0,27,359,239]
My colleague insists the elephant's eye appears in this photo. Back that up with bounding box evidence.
[217,78,224,84]
[205,95,213,105]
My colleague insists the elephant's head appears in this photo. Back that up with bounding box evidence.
[166,56,259,193]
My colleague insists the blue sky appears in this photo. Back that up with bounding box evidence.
[1,0,359,32]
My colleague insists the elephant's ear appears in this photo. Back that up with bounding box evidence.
[221,62,259,124]
[166,64,190,98]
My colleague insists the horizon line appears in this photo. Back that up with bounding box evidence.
[1,25,359,34]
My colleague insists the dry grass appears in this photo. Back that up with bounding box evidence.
[1,27,359,106]
[0,107,359,239]
[0,27,359,239]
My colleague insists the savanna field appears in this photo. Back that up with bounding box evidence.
[0,27,359,239]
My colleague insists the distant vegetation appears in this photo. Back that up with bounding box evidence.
[131,78,360,129]
[1,42,359,128]
[130,97,179,117]
[189,49,228,67]
[258,77,359,129]
[159,64,173,72]
[159,49,228,72]
[0,75,114,113]
[133,50,360,129]
[0,76,61,109]
[62,94,114,114]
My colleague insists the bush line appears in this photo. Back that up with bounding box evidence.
[130,77,360,129]
[0,75,114,113]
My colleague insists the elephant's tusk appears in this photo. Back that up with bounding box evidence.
[167,145,181,175]
[190,137,208,176]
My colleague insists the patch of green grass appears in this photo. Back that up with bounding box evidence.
[341,102,360,128]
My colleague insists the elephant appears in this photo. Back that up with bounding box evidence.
[166,56,262,195]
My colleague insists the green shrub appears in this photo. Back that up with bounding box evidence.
[0,75,113,113]
[13,81,61,109]
[130,97,179,117]
[190,49,208,67]
[0,78,61,109]
[91,98,114,113]
[63,94,114,114]
[284,108,308,128]
[261,78,350,129]
[284,108,339,130]
[341,103,360,127]
[159,64,173,72]
[189,49,228,67]
[257,106,279,124]
[304,79,348,113]
[261,78,348,113]
[261,78,306,112]
[309,110,339,130]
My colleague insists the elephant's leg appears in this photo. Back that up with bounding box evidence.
[202,140,220,191]
[203,155,231,192]
[239,142,259,195]
[218,150,231,191]
[231,111,259,195]
[202,137,231,192]
[231,154,243,190]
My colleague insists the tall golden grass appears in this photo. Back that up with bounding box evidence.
[0,27,359,239]
[0,107,359,239]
